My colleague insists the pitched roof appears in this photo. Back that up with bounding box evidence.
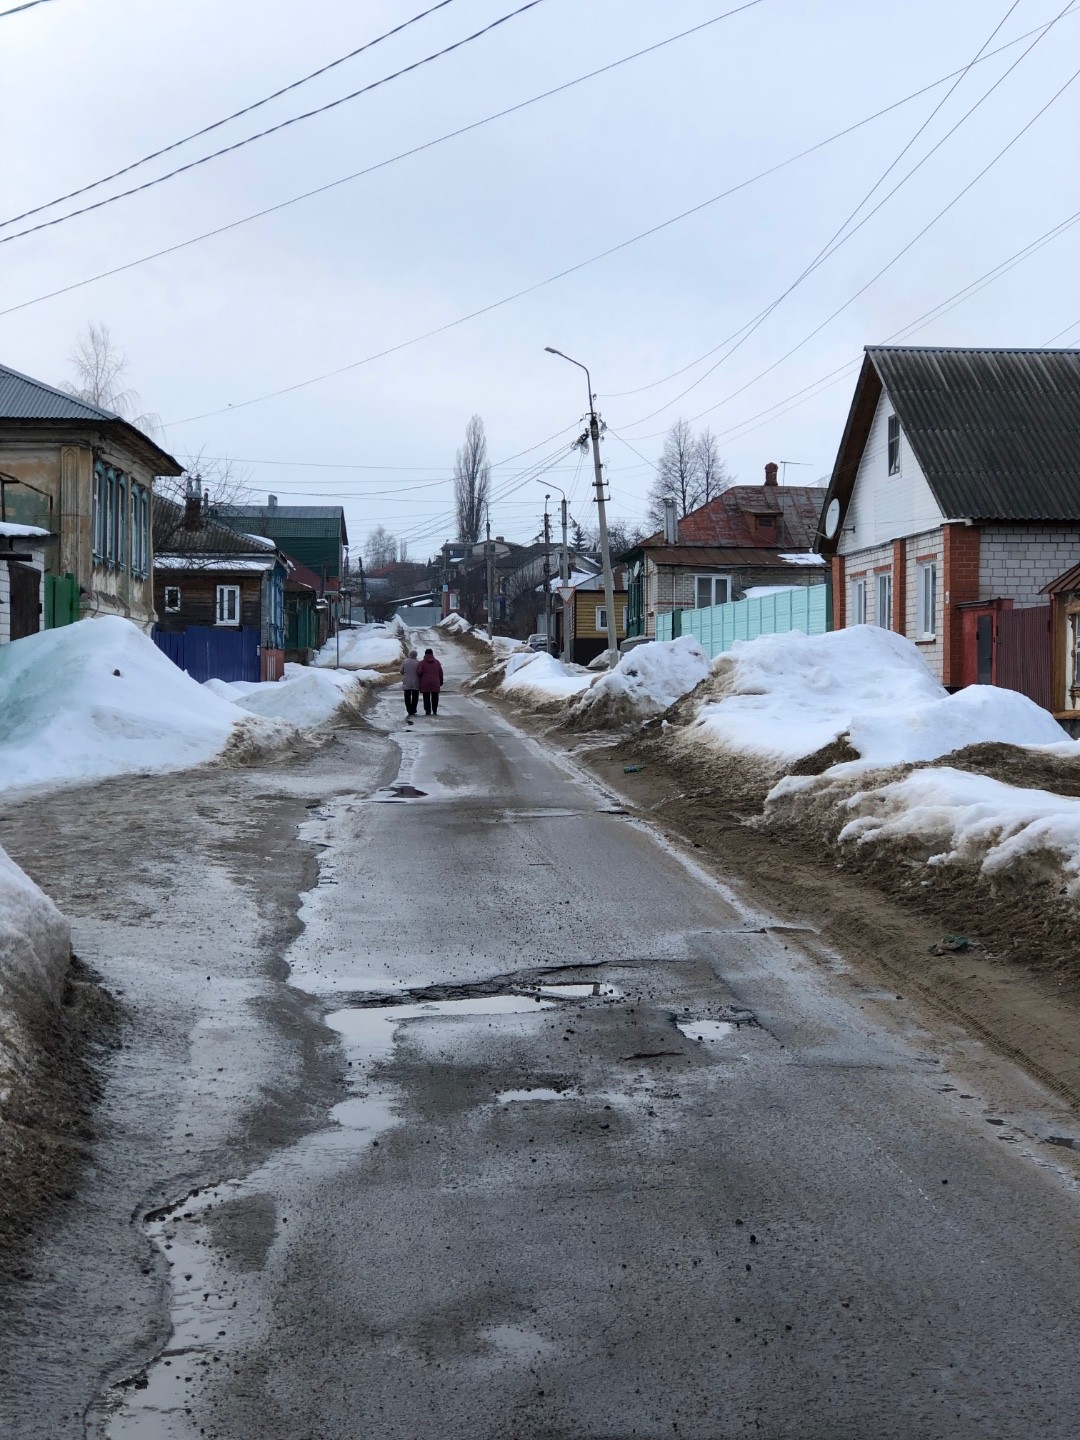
[214,504,348,543]
[0,361,182,475]
[153,495,279,557]
[636,483,825,551]
[643,545,825,569]
[818,346,1080,549]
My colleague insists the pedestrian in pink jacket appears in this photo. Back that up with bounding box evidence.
[417,648,444,715]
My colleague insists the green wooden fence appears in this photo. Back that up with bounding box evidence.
[44,573,80,629]
[655,584,828,657]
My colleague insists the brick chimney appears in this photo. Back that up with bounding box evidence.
[764,461,779,487]
[183,475,202,530]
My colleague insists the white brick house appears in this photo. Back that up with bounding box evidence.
[815,346,1080,709]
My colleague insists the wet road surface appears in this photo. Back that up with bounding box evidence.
[5,636,1080,1438]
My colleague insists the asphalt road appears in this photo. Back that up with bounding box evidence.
[4,634,1080,1439]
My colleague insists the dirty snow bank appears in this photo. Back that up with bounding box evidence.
[833,767,1080,897]
[437,613,473,636]
[688,627,1066,766]
[0,617,291,796]
[205,664,369,727]
[0,844,70,1079]
[315,624,404,670]
[569,636,709,726]
[500,651,594,705]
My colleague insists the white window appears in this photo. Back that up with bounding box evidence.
[164,585,181,613]
[876,572,892,629]
[595,606,607,631]
[216,584,241,626]
[694,575,731,609]
[916,563,936,639]
[621,606,628,632]
[851,578,867,625]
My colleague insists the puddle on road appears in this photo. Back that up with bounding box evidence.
[327,994,557,1060]
[677,1019,736,1043]
[525,981,623,1001]
[496,1087,581,1104]
[374,782,429,802]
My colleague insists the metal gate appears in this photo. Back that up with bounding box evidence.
[995,605,1053,711]
[152,625,260,683]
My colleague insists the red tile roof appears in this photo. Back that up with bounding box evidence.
[667,484,826,548]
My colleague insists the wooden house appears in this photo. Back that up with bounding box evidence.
[153,490,289,682]
[213,498,348,596]
[815,346,1080,706]
[557,570,629,665]
[0,360,182,635]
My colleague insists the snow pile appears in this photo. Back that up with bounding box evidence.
[437,613,473,636]
[204,664,368,728]
[315,624,404,670]
[690,627,1066,766]
[837,767,1080,896]
[569,636,710,726]
[0,617,289,795]
[0,845,70,1078]
[500,651,594,705]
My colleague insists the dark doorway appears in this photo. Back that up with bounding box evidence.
[976,613,994,685]
[9,563,40,640]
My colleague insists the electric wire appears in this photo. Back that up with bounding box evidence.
[0,0,552,247]
[0,0,465,229]
[0,1,770,321]
[620,60,1080,438]
[601,0,1035,402]
[616,0,1076,428]
[159,27,1067,432]
[0,0,54,15]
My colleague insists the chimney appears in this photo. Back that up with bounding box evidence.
[268,494,278,508]
[764,462,778,487]
[663,497,678,545]
[183,474,202,531]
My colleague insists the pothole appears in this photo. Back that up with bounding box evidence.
[677,1019,736,1043]
[522,981,623,1001]
[374,782,428,802]
[496,1088,581,1104]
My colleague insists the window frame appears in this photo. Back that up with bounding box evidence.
[876,572,893,630]
[163,585,181,613]
[887,414,900,475]
[851,578,867,626]
[216,583,242,627]
[694,574,731,609]
[595,606,607,632]
[916,562,937,640]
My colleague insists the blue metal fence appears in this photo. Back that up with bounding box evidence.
[153,625,261,683]
[655,585,828,658]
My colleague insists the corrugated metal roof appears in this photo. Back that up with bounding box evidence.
[0,361,122,422]
[153,495,278,556]
[868,346,1080,520]
[214,504,347,540]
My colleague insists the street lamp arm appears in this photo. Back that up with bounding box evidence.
[544,346,593,417]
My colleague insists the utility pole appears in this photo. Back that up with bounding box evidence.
[544,348,618,663]
[485,511,495,639]
[560,495,570,664]
[542,498,552,653]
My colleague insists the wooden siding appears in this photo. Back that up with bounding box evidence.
[573,590,627,640]
[838,388,942,554]
[154,571,264,633]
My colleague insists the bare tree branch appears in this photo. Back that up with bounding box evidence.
[61,320,162,435]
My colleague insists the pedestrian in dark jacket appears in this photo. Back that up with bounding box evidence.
[417,648,444,715]
[400,650,421,718]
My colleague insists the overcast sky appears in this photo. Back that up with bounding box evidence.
[3,0,1078,557]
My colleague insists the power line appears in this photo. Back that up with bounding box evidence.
[0,1,770,321]
[0,0,551,246]
[620,59,1080,438]
[0,0,54,15]
[160,30,1059,432]
[0,0,464,230]
[601,0,1036,402]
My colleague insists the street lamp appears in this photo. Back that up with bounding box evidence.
[543,347,618,664]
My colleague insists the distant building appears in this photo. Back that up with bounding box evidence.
[214,498,348,595]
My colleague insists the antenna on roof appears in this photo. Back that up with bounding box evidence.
[779,460,812,484]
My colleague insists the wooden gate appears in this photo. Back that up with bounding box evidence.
[9,562,41,640]
[996,605,1053,711]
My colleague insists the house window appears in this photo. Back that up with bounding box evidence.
[621,606,628,632]
[595,606,608,631]
[131,485,150,576]
[876,572,892,629]
[916,562,936,639]
[164,585,181,613]
[216,584,241,626]
[694,575,731,609]
[887,414,900,475]
[852,578,867,625]
[105,469,116,564]
[116,474,127,569]
[92,462,106,560]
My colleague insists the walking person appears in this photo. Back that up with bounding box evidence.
[417,647,444,716]
[400,649,421,721]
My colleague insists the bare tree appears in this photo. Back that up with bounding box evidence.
[397,537,409,563]
[364,525,398,571]
[695,427,732,504]
[647,419,702,530]
[62,321,161,435]
[454,414,490,545]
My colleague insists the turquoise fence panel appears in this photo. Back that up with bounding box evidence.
[654,585,827,660]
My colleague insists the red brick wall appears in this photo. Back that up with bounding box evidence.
[892,539,906,634]
[831,554,846,629]
[942,524,980,688]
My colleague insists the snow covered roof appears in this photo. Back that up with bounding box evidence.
[0,521,50,539]
[155,555,277,573]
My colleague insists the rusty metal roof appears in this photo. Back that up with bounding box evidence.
[868,346,1080,520]
[643,546,824,569]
